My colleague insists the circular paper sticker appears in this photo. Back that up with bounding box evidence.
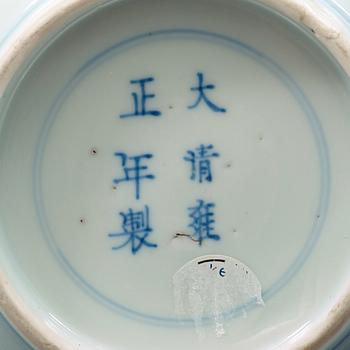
[173,255,264,336]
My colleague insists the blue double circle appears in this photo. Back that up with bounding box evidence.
[33,29,330,326]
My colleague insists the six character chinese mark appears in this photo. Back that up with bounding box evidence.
[109,71,227,254]
[184,144,220,183]
[108,205,157,255]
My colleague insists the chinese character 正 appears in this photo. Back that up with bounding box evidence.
[120,77,162,118]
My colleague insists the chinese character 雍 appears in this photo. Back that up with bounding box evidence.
[188,72,226,113]
[120,77,162,118]
[188,199,220,245]
[108,205,157,255]
[184,144,220,183]
[113,152,155,200]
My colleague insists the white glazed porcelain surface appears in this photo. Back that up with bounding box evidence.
[2,1,350,349]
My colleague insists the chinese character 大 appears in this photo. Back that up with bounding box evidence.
[188,72,227,113]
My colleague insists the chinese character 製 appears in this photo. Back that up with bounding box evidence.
[184,144,220,183]
[188,72,226,113]
[188,199,220,245]
[113,152,155,200]
[120,77,162,118]
[108,205,157,254]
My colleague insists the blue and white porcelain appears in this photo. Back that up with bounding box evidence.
[2,0,350,349]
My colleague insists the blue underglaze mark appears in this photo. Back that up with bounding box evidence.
[108,205,157,255]
[113,152,155,200]
[188,72,226,113]
[188,199,220,245]
[184,144,219,183]
[3,0,345,344]
[120,77,162,118]
[33,29,331,326]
